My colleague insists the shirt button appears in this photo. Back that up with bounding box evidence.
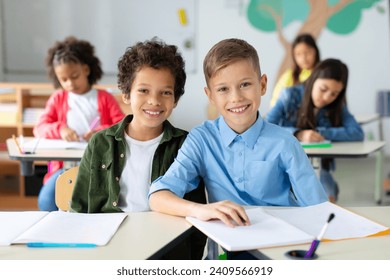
[101,164,106,169]
[238,178,243,183]
[115,177,119,182]
[239,152,243,157]
[120,153,124,158]
[113,201,117,207]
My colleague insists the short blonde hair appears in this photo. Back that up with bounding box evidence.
[203,38,261,86]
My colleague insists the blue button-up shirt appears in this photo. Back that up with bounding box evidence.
[150,115,327,206]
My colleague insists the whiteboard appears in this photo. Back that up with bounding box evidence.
[2,0,197,74]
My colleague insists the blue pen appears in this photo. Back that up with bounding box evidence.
[27,242,97,248]
[304,213,335,259]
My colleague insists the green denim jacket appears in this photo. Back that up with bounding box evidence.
[70,114,205,213]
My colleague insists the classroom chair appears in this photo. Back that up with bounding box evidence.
[55,166,79,211]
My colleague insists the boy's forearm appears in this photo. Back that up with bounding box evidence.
[149,190,200,218]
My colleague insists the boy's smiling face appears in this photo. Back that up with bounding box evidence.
[204,59,267,134]
[123,66,177,140]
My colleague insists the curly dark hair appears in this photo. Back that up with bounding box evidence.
[45,36,103,88]
[117,38,186,103]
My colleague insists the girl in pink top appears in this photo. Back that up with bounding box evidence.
[33,36,124,211]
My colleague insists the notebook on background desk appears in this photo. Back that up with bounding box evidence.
[300,140,332,148]
[22,138,88,151]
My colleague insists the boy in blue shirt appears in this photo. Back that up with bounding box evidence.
[149,38,327,228]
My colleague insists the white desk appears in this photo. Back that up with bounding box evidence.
[6,137,85,176]
[355,112,384,141]
[251,206,390,260]
[304,141,386,204]
[0,211,193,260]
[355,113,381,126]
[304,141,385,158]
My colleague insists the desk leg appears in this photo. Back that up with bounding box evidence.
[205,239,220,260]
[375,150,384,205]
[378,117,384,141]
[20,161,35,176]
[310,157,321,178]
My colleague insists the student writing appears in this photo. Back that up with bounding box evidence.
[33,36,124,211]
[270,33,320,107]
[149,38,327,237]
[266,58,364,202]
[70,38,206,259]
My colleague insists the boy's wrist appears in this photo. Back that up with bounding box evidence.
[187,201,203,218]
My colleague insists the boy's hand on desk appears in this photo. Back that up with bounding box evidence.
[60,127,80,142]
[296,129,325,143]
[193,200,250,228]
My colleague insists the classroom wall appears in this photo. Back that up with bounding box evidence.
[1,0,389,153]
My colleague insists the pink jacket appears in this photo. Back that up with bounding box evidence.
[33,89,125,182]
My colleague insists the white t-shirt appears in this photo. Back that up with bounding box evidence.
[118,132,163,212]
[67,88,99,137]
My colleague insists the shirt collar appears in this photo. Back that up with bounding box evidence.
[106,114,186,143]
[219,112,263,149]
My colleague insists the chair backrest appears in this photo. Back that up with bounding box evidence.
[376,90,390,117]
[55,166,79,211]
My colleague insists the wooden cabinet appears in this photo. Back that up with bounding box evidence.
[0,83,128,210]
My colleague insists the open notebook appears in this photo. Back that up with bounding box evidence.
[186,202,390,251]
[0,211,127,246]
[22,138,88,151]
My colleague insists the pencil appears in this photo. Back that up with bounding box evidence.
[12,134,23,154]
[89,116,100,131]
[31,138,41,154]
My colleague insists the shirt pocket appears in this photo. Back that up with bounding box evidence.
[246,159,282,200]
[90,158,113,195]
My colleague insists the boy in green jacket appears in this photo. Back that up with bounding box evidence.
[70,38,206,259]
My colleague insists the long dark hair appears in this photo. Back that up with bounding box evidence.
[296,58,348,129]
[292,33,320,85]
